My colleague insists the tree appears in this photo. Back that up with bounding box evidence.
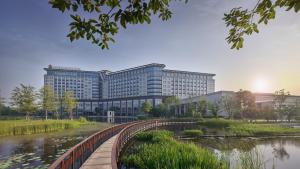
[10,84,38,120]
[236,89,256,119]
[221,95,239,119]
[224,0,300,50]
[0,90,5,113]
[198,98,207,117]
[157,102,167,117]
[186,97,196,117]
[39,85,58,120]
[49,0,187,49]
[141,101,152,115]
[283,99,300,122]
[63,91,77,120]
[274,89,290,121]
[164,96,180,117]
[260,106,277,121]
[50,0,300,50]
[208,102,219,118]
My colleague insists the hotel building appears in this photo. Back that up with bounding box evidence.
[44,63,215,116]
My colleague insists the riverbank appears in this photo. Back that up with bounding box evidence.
[0,118,95,136]
[0,122,112,169]
[198,119,300,136]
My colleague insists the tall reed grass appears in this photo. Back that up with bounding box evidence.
[0,118,92,136]
[122,130,229,169]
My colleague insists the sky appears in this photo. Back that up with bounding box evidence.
[0,0,300,101]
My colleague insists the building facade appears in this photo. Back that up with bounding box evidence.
[44,63,216,116]
[44,65,100,100]
[177,91,300,118]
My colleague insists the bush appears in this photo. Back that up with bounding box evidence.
[135,130,173,142]
[78,116,88,123]
[183,129,203,137]
[136,114,149,120]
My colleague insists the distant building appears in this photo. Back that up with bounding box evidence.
[44,63,216,116]
[178,91,235,117]
[255,93,300,110]
[177,91,300,117]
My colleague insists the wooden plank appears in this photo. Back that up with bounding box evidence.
[81,135,118,169]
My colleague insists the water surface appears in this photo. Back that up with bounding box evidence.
[192,137,300,169]
[0,123,111,169]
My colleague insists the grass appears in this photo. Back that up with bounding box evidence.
[198,119,300,136]
[197,119,243,128]
[121,130,229,169]
[228,123,300,136]
[234,148,266,169]
[0,117,93,136]
[183,129,203,137]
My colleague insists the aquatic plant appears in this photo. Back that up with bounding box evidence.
[0,119,93,136]
[228,123,300,136]
[183,129,203,137]
[122,130,229,169]
[231,148,266,169]
[198,119,300,136]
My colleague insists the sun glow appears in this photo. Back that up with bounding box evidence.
[252,78,269,93]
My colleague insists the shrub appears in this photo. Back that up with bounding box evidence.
[183,129,203,137]
[135,130,173,142]
[78,116,88,123]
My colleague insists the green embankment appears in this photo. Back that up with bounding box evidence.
[0,117,93,136]
[183,129,203,137]
[198,119,300,136]
[122,130,229,169]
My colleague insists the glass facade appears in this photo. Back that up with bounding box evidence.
[44,65,100,100]
[44,63,215,116]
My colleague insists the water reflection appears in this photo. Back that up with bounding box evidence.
[0,123,110,169]
[192,137,300,169]
[272,140,290,161]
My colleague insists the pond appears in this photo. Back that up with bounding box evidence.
[120,125,300,169]
[0,123,111,169]
[191,136,300,169]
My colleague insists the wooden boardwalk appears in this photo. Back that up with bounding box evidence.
[80,135,118,169]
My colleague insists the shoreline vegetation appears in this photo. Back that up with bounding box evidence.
[122,129,296,169]
[198,119,300,136]
[122,130,229,169]
[0,117,94,136]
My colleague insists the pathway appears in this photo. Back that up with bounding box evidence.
[80,134,118,169]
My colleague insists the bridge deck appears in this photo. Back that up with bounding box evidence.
[80,134,118,169]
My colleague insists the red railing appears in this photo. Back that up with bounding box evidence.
[111,119,197,169]
[48,119,196,169]
[48,122,133,169]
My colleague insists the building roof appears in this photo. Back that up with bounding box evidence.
[44,65,100,74]
[44,63,216,77]
[163,69,215,76]
[105,63,166,75]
